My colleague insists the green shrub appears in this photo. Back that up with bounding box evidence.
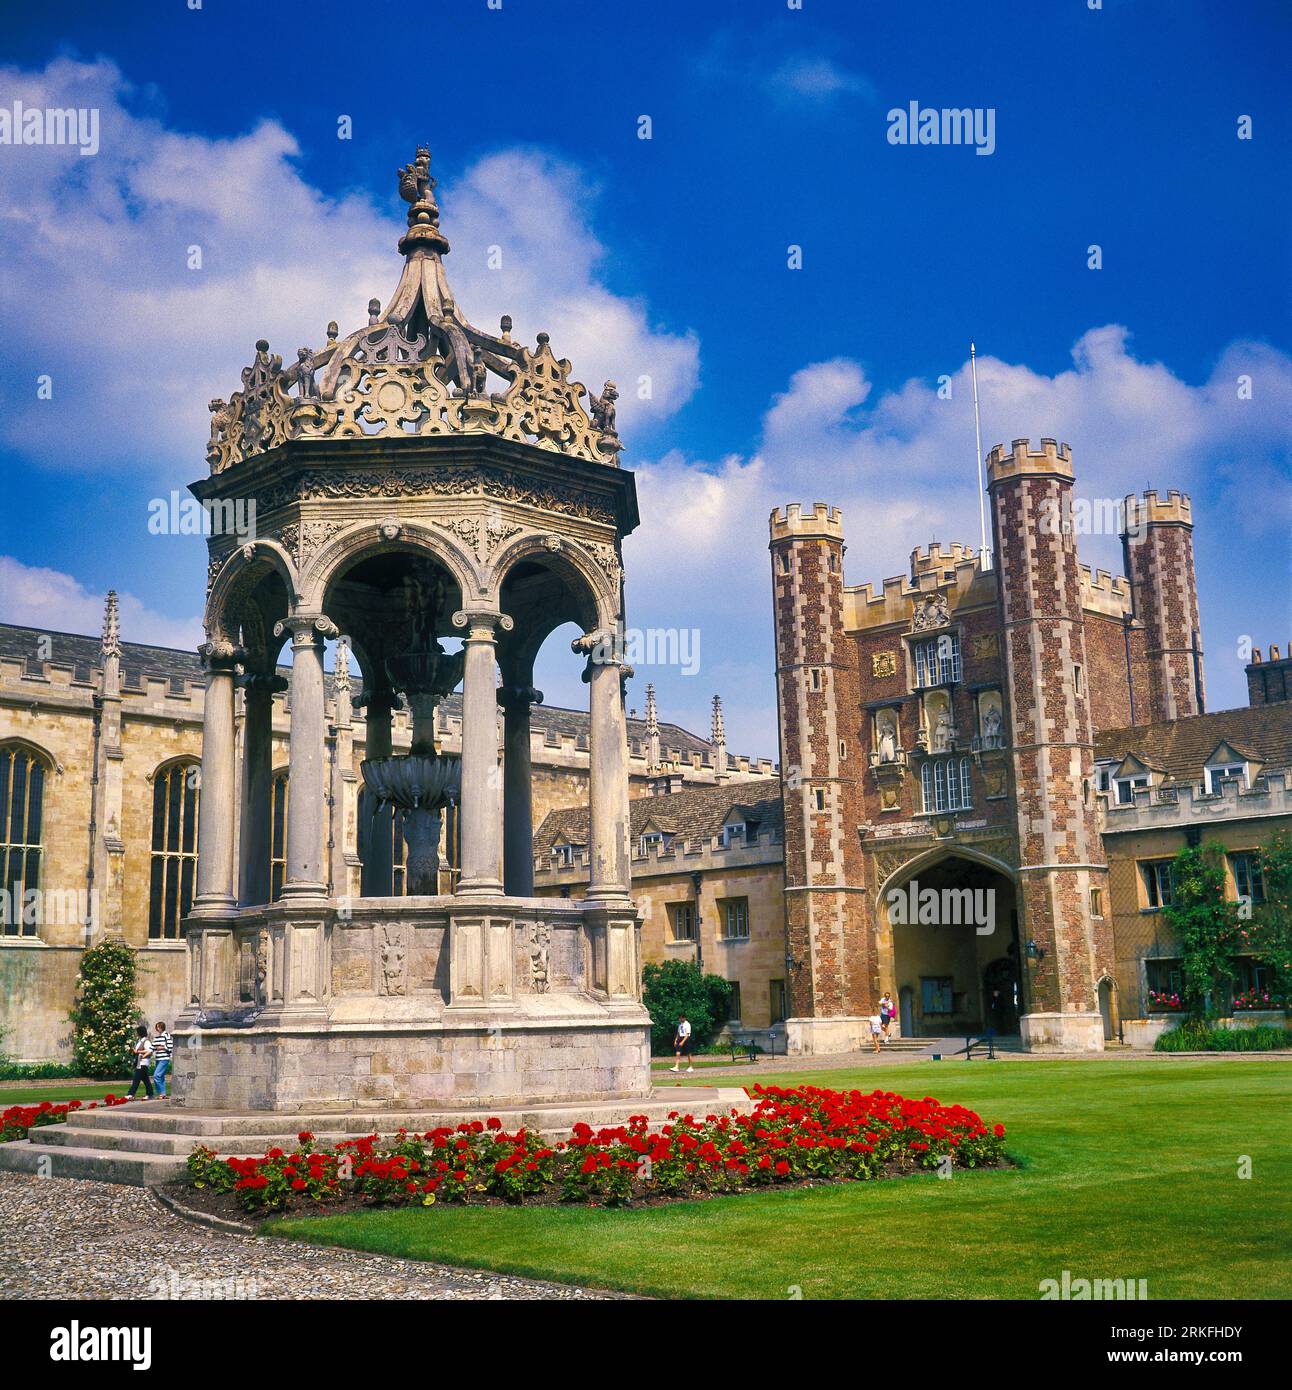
[68,938,141,1079]
[642,959,733,1054]
[1155,1022,1292,1053]
[0,1060,82,1081]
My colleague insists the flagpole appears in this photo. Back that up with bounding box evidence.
[970,342,990,570]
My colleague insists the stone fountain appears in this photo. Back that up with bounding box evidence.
[361,566,463,894]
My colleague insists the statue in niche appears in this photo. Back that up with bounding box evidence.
[932,709,953,753]
[981,702,1003,746]
[876,711,899,763]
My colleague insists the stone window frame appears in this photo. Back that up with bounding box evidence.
[0,740,52,941]
[1229,851,1266,906]
[718,896,750,941]
[1139,858,1175,912]
[668,900,696,942]
[920,756,974,814]
[907,628,963,690]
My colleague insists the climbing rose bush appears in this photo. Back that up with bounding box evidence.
[68,938,140,1079]
[186,1085,1007,1213]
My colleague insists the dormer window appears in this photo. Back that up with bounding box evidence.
[638,830,667,856]
[721,818,753,847]
[552,843,575,867]
[1094,761,1116,794]
[1114,774,1148,805]
[1206,762,1247,794]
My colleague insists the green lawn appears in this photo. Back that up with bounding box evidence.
[268,1059,1292,1299]
[0,1082,128,1106]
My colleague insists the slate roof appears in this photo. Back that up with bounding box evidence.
[534,776,784,853]
[1095,703,1292,786]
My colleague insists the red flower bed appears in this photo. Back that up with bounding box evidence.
[0,1093,129,1143]
[187,1085,1008,1214]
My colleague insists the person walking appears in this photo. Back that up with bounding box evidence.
[879,993,895,1041]
[869,1014,883,1054]
[125,1025,154,1099]
[670,1013,694,1073]
[151,1021,173,1098]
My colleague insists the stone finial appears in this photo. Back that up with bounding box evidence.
[101,590,121,659]
[645,682,659,736]
[334,637,351,690]
[368,298,381,326]
[711,693,726,745]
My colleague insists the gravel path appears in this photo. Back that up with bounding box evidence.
[0,1172,617,1301]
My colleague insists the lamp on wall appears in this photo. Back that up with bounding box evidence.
[1025,938,1046,962]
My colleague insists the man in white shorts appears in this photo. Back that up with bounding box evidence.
[671,1013,694,1072]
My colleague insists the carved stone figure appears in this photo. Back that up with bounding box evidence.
[932,710,953,753]
[982,704,1002,743]
[876,711,899,763]
[530,921,552,994]
[590,380,619,434]
[913,592,950,631]
[381,925,407,996]
[293,347,318,399]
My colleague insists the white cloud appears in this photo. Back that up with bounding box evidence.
[0,58,698,478]
[0,556,202,651]
[626,328,1292,755]
[766,56,875,104]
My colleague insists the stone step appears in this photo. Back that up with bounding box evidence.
[0,1140,188,1186]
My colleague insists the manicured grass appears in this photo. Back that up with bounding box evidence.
[0,1082,128,1106]
[268,1060,1292,1300]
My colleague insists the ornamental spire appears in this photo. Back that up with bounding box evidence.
[711,693,727,779]
[101,590,121,659]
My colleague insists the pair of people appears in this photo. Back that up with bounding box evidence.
[870,994,897,1053]
[125,1021,173,1099]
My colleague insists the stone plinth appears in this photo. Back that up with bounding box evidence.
[174,895,650,1111]
[1019,1010,1105,1052]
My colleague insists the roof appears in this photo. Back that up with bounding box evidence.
[534,776,784,854]
[0,622,760,764]
[1095,704,1292,787]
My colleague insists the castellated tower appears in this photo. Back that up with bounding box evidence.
[987,440,1112,1051]
[769,503,871,1050]
[1121,490,1205,721]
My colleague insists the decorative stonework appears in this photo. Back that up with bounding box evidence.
[911,592,950,631]
[433,514,522,562]
[207,149,622,474]
[278,520,344,570]
[871,651,898,678]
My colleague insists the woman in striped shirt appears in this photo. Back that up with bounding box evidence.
[152,1022,173,1099]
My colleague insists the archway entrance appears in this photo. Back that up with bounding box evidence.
[883,854,1021,1038]
[1098,977,1117,1041]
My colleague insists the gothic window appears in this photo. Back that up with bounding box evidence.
[913,633,961,688]
[270,771,289,901]
[149,760,200,940]
[669,902,695,941]
[1,743,47,938]
[920,757,973,813]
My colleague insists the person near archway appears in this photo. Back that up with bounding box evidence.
[879,992,895,1041]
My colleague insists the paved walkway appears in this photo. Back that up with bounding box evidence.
[0,1172,615,1301]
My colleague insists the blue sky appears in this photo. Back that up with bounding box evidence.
[1,0,1289,757]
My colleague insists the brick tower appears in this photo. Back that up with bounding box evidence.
[769,503,872,1052]
[1121,490,1205,721]
[987,440,1111,1050]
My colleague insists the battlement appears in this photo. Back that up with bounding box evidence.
[534,825,785,883]
[1123,489,1193,529]
[910,541,976,577]
[845,544,995,630]
[1080,564,1133,618]
[1250,645,1290,665]
[985,437,1073,484]
[1099,770,1291,833]
[769,502,845,543]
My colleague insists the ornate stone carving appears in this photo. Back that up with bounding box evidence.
[205,150,623,472]
[911,592,951,631]
[970,633,999,660]
[530,920,551,994]
[277,520,342,570]
[433,514,521,562]
[380,923,408,996]
[872,651,897,678]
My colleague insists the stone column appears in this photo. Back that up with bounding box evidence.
[499,683,542,897]
[193,641,241,913]
[238,673,285,906]
[275,615,336,898]
[358,686,397,896]
[453,609,510,897]
[577,630,632,903]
